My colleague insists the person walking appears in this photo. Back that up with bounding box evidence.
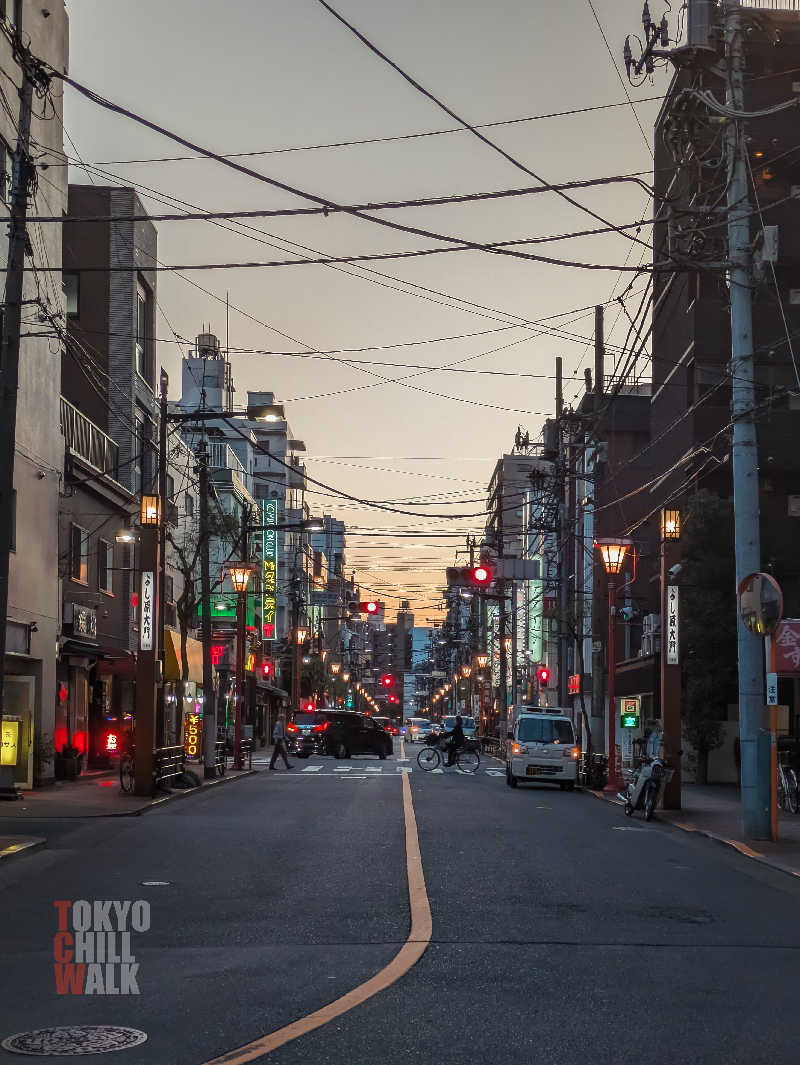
[269,712,293,770]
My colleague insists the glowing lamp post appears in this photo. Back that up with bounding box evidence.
[595,537,632,793]
[293,624,309,719]
[227,562,254,769]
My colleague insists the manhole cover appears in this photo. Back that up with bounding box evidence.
[1,1026,147,1056]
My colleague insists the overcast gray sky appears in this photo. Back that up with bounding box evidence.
[61,0,664,623]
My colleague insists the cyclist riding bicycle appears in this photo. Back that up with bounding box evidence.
[443,714,465,767]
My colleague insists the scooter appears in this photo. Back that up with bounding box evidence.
[618,757,670,821]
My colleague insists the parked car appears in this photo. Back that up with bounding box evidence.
[505,709,578,790]
[372,716,391,733]
[303,710,392,760]
[405,718,433,744]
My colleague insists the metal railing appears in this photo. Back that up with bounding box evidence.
[60,396,120,482]
[153,745,185,788]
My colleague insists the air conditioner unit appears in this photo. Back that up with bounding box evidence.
[642,613,661,636]
[640,634,662,657]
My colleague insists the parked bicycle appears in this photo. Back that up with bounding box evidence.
[119,744,135,793]
[778,753,798,814]
[417,737,480,774]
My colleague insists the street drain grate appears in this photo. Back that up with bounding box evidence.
[1,1026,148,1056]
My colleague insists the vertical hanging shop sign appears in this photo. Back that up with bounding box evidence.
[140,571,154,651]
[262,499,278,641]
[666,585,679,665]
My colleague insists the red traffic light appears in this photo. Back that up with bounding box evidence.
[381,674,394,688]
[360,601,380,615]
[470,565,492,586]
[261,660,274,679]
[537,666,551,687]
[302,700,315,712]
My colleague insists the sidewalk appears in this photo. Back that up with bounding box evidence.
[595,783,800,877]
[0,764,258,821]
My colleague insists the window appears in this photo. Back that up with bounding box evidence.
[185,492,194,517]
[63,272,79,317]
[70,523,88,584]
[166,473,174,500]
[133,409,145,496]
[135,277,151,381]
[165,575,174,604]
[98,540,113,594]
[516,718,575,745]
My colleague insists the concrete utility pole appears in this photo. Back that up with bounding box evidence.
[157,369,169,747]
[556,356,569,709]
[198,443,217,779]
[725,0,768,838]
[0,40,40,798]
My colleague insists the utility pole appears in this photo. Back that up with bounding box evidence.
[556,356,569,709]
[198,443,217,779]
[157,369,168,747]
[0,39,42,798]
[725,0,768,839]
[497,472,508,737]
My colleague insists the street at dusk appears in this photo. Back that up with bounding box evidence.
[3,1,800,1061]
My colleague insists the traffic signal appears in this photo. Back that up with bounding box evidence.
[470,564,492,587]
[446,565,493,588]
[387,693,400,705]
[302,700,315,712]
[537,666,551,688]
[359,601,381,615]
[261,660,274,679]
[380,673,394,689]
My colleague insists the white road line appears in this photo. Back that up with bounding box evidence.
[333,767,351,772]
[486,770,505,777]
[302,765,324,773]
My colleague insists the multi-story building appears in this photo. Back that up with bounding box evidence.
[2,3,69,788]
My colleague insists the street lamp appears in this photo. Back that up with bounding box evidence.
[330,662,341,675]
[461,665,472,678]
[661,508,681,541]
[140,494,161,526]
[475,654,489,669]
[342,672,350,683]
[595,537,633,793]
[293,625,309,720]
[226,561,255,769]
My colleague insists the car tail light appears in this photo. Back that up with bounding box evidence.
[286,723,299,733]
[312,721,329,733]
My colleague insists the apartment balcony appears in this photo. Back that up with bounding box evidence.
[60,396,120,482]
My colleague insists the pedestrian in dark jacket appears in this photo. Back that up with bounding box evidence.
[269,712,293,770]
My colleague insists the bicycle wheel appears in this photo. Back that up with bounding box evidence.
[119,755,135,793]
[457,749,480,774]
[787,768,799,814]
[417,747,441,772]
[778,769,786,811]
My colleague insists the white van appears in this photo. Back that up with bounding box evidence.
[506,708,578,790]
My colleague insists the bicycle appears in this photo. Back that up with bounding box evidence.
[416,739,480,774]
[778,756,798,814]
[119,744,135,793]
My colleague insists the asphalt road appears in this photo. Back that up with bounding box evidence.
[1,739,800,1064]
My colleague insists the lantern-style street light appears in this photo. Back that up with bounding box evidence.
[595,537,633,793]
[330,662,341,675]
[225,561,256,769]
[140,494,161,526]
[342,672,350,683]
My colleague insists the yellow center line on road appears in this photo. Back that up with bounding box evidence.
[199,772,431,1065]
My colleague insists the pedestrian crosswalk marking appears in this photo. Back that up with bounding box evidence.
[486,770,505,777]
[333,767,351,772]
[365,767,382,773]
[302,765,324,772]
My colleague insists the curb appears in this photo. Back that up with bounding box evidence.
[0,837,45,863]
[0,768,259,822]
[586,787,800,881]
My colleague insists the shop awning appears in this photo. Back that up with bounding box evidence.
[164,628,204,684]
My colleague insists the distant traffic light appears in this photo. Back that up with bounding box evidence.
[537,666,551,688]
[359,601,381,615]
[380,673,394,688]
[261,660,274,679]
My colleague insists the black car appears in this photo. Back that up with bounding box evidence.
[286,712,321,758]
[291,710,392,760]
